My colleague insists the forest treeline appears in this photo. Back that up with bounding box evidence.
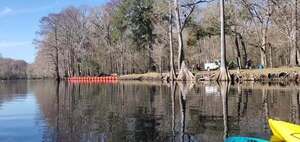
[21,0,300,79]
[0,55,27,80]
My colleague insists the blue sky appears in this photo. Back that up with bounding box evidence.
[0,0,108,63]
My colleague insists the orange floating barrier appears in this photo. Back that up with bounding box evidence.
[68,75,118,84]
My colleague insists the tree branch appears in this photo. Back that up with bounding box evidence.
[181,0,215,7]
[180,0,214,32]
[181,5,196,32]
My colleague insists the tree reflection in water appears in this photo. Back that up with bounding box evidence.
[1,81,300,142]
[219,81,230,141]
[178,82,194,142]
[170,81,176,142]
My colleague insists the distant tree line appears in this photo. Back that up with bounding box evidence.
[25,0,299,79]
[0,55,27,80]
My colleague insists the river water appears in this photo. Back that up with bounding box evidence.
[0,80,299,142]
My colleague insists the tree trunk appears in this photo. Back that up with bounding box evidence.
[290,0,298,66]
[159,52,162,74]
[288,36,296,66]
[121,52,124,75]
[174,0,184,70]
[297,49,300,65]
[174,0,194,81]
[239,34,248,68]
[231,0,241,70]
[148,44,155,72]
[70,49,75,77]
[110,54,113,73]
[269,45,273,68]
[234,32,241,69]
[218,0,231,81]
[296,0,299,65]
[169,1,176,81]
[121,37,125,75]
[55,47,60,80]
[77,64,81,76]
[296,0,298,66]
[261,29,267,68]
[54,28,60,81]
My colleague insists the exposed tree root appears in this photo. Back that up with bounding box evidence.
[177,61,195,81]
[218,68,231,81]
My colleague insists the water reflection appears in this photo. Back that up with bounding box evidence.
[219,81,230,141]
[0,80,299,142]
[0,80,27,105]
[0,81,46,142]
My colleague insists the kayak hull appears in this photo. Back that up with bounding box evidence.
[269,119,300,142]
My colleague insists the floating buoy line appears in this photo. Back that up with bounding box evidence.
[68,76,118,84]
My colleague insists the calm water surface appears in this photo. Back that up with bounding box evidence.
[0,80,299,142]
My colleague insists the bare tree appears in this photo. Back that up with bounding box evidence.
[29,0,300,80]
[39,13,63,81]
[242,0,274,68]
[174,0,209,81]
[272,0,298,66]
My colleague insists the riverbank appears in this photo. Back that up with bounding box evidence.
[119,72,164,81]
[202,67,300,82]
[119,67,300,82]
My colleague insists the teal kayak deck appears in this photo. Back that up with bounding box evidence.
[226,136,268,142]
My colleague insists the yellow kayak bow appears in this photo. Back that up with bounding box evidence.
[269,119,300,142]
